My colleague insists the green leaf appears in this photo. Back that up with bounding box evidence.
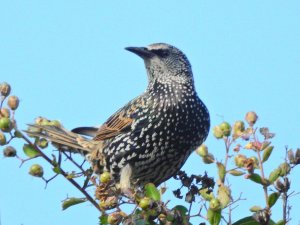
[173,205,188,215]
[52,166,61,174]
[62,197,87,210]
[171,205,190,225]
[248,173,263,185]
[133,219,147,225]
[99,215,108,225]
[268,168,281,183]
[228,169,245,176]
[207,208,221,225]
[260,141,271,150]
[268,192,281,208]
[232,216,261,225]
[14,130,23,138]
[233,216,276,225]
[249,206,262,212]
[217,185,231,209]
[134,208,142,216]
[23,144,40,158]
[262,146,274,162]
[199,188,214,201]
[144,183,161,201]
[279,162,291,176]
[217,162,226,182]
[276,220,285,225]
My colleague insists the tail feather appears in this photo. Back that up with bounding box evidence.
[72,126,98,137]
[25,124,95,154]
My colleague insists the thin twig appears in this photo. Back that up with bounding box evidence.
[21,134,101,212]
[62,151,86,174]
[43,174,59,188]
[253,130,269,208]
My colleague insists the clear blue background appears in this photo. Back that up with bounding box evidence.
[1,1,300,224]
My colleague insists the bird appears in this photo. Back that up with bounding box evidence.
[27,43,210,190]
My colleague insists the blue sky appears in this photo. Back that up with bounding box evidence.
[1,1,300,225]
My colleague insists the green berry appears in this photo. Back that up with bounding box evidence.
[37,138,48,148]
[35,117,51,126]
[100,171,111,183]
[35,117,44,125]
[213,125,223,139]
[107,212,121,224]
[196,144,208,157]
[40,119,51,126]
[209,198,221,211]
[29,164,44,177]
[139,197,151,210]
[49,120,61,128]
[0,117,12,132]
[233,120,245,137]
[220,122,231,137]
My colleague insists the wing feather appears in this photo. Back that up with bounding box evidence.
[93,96,148,141]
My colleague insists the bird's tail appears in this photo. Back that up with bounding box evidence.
[25,123,98,154]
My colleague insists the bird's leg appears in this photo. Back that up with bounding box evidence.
[85,143,105,174]
[118,164,135,198]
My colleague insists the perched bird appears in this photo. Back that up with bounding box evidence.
[28,43,210,189]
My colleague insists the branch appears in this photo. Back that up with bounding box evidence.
[21,134,101,212]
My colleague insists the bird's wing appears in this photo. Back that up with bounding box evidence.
[93,112,133,141]
[93,96,147,141]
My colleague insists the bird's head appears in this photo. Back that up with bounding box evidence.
[125,43,193,85]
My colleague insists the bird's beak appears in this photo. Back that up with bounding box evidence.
[125,47,154,59]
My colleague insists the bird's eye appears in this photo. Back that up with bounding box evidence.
[151,49,169,58]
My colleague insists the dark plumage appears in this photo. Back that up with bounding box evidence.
[28,43,210,188]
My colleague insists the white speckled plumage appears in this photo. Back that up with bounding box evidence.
[99,43,210,186]
[28,43,210,188]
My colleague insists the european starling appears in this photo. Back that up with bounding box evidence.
[28,43,210,189]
